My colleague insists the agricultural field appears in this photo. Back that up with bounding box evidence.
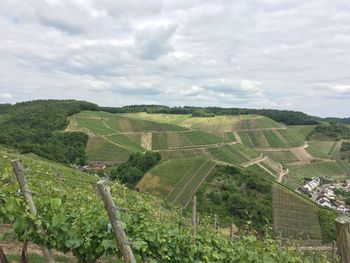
[306,141,336,159]
[180,115,241,133]
[260,150,300,164]
[207,143,260,165]
[122,112,191,125]
[239,116,284,130]
[288,125,317,139]
[137,157,216,207]
[283,161,347,188]
[107,133,144,152]
[70,111,188,134]
[272,183,322,240]
[86,136,134,162]
[238,129,304,149]
[151,131,227,150]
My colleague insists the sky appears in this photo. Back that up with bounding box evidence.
[0,0,349,117]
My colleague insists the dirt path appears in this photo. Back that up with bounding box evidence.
[257,163,277,178]
[238,127,286,131]
[233,131,242,143]
[277,168,289,183]
[241,154,266,167]
[141,132,152,150]
[254,143,308,152]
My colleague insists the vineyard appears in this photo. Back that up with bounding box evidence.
[0,148,318,262]
[260,150,300,164]
[238,129,304,149]
[272,183,322,240]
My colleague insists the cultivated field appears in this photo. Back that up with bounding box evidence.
[306,141,337,159]
[239,129,305,149]
[86,136,134,162]
[288,125,317,139]
[239,116,284,130]
[151,130,227,150]
[283,161,348,188]
[180,115,241,133]
[272,183,322,240]
[260,150,300,164]
[137,157,216,207]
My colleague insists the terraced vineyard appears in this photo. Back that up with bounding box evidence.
[239,116,284,130]
[272,183,322,240]
[238,129,304,149]
[260,150,299,164]
[152,131,227,150]
[288,125,317,139]
[86,136,134,162]
[283,161,348,188]
[137,157,216,207]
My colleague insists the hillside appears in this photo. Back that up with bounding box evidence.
[0,148,316,262]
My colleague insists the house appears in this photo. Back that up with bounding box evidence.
[302,177,320,192]
[317,197,332,208]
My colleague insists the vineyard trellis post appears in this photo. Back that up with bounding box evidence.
[12,159,55,263]
[192,195,197,238]
[335,216,350,263]
[332,240,337,263]
[97,181,136,263]
[0,246,9,263]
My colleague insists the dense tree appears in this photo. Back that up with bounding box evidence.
[308,123,350,140]
[109,152,161,188]
[0,100,97,164]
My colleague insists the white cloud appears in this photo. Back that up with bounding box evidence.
[0,93,13,99]
[0,0,350,117]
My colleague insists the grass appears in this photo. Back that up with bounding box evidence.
[137,157,216,207]
[260,151,299,164]
[272,183,322,240]
[6,253,72,263]
[86,136,134,162]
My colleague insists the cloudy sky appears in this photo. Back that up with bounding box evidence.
[0,0,349,117]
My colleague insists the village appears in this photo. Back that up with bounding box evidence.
[298,177,350,214]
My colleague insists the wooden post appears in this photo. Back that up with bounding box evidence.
[0,246,9,263]
[332,240,337,263]
[97,181,136,263]
[335,216,350,263]
[192,195,196,238]
[12,160,55,263]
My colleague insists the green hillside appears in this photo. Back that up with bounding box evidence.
[0,147,322,262]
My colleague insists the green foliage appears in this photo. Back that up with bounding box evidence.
[0,149,319,262]
[196,165,272,232]
[98,105,319,125]
[0,100,97,164]
[308,123,350,140]
[342,142,350,151]
[110,152,161,188]
[318,209,337,243]
[192,109,215,117]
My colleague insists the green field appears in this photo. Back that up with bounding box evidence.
[107,133,144,152]
[239,129,304,148]
[207,143,260,165]
[260,150,299,164]
[137,157,216,206]
[239,116,284,130]
[288,125,317,139]
[336,160,350,175]
[122,112,191,125]
[86,136,134,162]
[306,141,335,158]
[181,115,241,133]
[152,131,227,150]
[273,183,322,240]
[283,161,346,188]
[247,163,276,179]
